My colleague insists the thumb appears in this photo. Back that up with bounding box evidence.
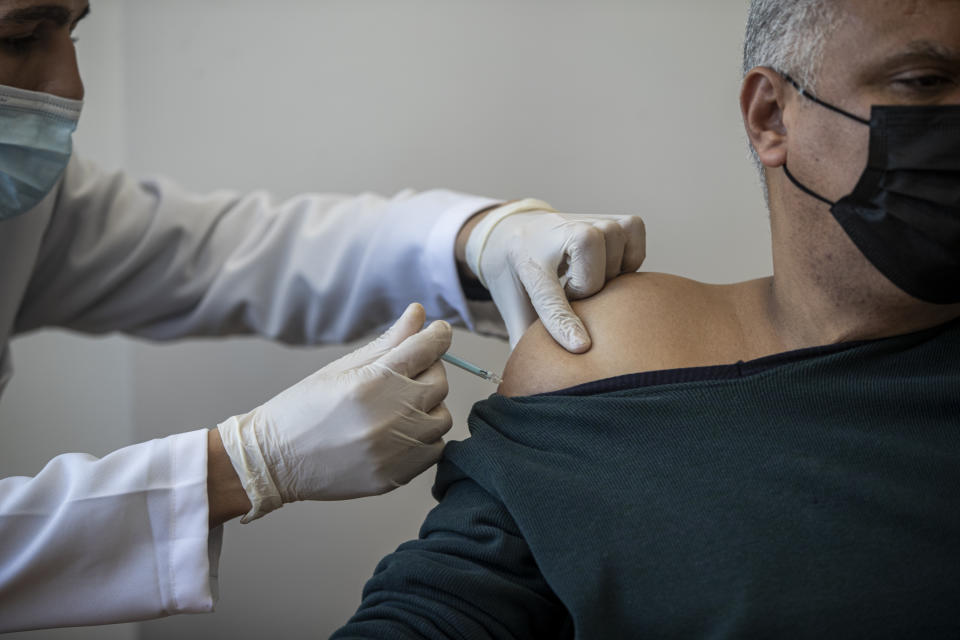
[514,257,592,353]
[341,302,426,368]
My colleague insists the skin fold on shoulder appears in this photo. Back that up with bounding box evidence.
[498,272,777,397]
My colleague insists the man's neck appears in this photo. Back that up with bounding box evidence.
[762,269,960,351]
[759,185,960,350]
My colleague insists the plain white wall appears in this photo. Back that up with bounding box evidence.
[1,1,770,639]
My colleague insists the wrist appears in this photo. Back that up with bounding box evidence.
[462,198,557,288]
[455,204,500,271]
[207,428,252,529]
[455,204,501,301]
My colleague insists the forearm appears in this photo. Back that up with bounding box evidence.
[207,428,252,528]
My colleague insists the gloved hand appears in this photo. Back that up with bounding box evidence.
[217,303,452,522]
[465,199,646,352]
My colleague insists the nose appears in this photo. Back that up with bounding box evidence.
[39,31,84,101]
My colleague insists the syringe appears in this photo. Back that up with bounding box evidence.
[441,353,503,385]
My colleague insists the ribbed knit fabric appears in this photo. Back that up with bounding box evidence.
[333,319,960,639]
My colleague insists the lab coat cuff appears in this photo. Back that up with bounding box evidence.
[167,429,219,614]
[423,193,502,332]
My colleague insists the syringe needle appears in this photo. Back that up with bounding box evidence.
[441,353,503,385]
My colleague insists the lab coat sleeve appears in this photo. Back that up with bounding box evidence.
[0,429,219,632]
[14,155,506,343]
[331,462,568,639]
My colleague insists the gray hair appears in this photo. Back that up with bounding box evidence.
[742,0,841,180]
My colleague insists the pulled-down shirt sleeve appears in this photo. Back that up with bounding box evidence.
[331,459,570,639]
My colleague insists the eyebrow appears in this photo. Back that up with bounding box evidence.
[0,3,90,27]
[878,40,960,67]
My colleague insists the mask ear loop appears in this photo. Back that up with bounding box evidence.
[782,164,835,206]
[779,72,872,126]
[777,70,871,206]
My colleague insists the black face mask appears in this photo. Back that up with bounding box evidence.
[780,73,960,305]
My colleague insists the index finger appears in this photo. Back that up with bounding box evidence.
[376,320,453,379]
[515,257,592,353]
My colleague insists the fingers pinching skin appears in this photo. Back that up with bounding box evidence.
[515,257,591,353]
[596,218,627,279]
[469,204,645,355]
[619,215,647,273]
[562,224,607,299]
[377,319,452,379]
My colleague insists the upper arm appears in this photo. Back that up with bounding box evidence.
[498,272,725,397]
[332,463,568,639]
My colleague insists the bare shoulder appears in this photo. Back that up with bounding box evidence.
[498,272,752,397]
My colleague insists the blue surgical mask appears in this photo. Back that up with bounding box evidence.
[0,84,82,221]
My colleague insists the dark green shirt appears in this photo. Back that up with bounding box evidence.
[333,319,960,639]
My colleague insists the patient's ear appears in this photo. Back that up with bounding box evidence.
[741,67,788,169]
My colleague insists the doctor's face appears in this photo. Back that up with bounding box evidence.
[0,0,88,99]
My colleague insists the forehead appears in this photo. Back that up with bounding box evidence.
[825,0,960,69]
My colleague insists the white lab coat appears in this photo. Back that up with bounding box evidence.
[0,155,503,631]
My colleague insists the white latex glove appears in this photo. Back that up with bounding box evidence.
[466,198,646,352]
[217,303,452,522]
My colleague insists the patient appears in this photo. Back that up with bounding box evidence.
[333,0,960,637]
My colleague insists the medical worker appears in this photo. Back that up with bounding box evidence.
[0,0,645,632]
